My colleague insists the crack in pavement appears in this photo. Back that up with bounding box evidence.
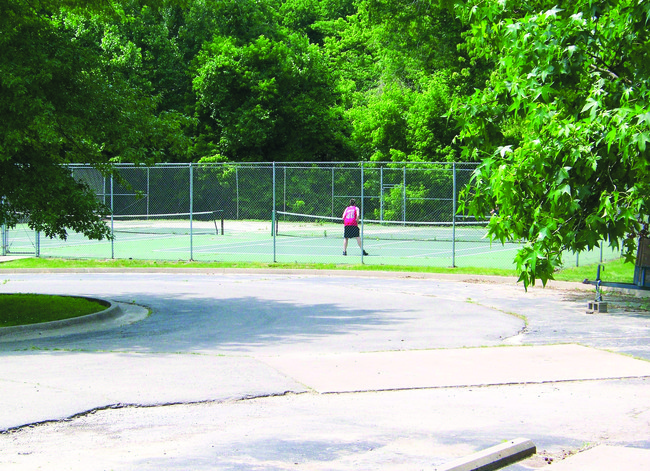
[1,390,310,435]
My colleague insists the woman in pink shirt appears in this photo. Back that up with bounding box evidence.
[342,199,368,256]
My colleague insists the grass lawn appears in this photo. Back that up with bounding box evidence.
[0,256,635,281]
[0,294,108,327]
[0,256,636,327]
[552,257,635,283]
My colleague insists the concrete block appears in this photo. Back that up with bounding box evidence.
[587,301,608,314]
[436,437,536,471]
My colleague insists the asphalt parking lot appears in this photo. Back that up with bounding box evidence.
[1,268,649,470]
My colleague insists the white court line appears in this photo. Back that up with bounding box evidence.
[39,230,519,260]
[155,237,276,254]
[163,236,517,258]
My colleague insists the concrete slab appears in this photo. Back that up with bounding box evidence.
[1,272,649,470]
[0,255,31,263]
[0,352,308,431]
[546,445,650,470]
[258,344,650,393]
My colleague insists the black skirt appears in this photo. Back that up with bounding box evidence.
[344,225,360,238]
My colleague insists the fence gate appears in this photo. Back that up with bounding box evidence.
[1,223,39,256]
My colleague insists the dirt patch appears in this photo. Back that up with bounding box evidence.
[519,444,597,469]
[562,291,650,315]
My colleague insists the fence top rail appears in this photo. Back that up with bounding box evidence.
[67,161,481,169]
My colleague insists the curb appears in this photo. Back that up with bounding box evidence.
[0,267,595,291]
[436,438,536,471]
[0,297,122,340]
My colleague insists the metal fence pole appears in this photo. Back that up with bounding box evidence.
[361,162,365,263]
[190,163,194,260]
[331,167,335,217]
[273,162,277,263]
[1,197,6,256]
[111,173,115,259]
[147,167,150,218]
[452,163,457,268]
[403,166,406,223]
[377,166,381,222]
[600,243,603,263]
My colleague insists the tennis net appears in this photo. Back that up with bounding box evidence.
[107,211,224,236]
[274,211,493,243]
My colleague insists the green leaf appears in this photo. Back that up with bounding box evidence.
[633,132,650,152]
[636,111,650,125]
[581,98,599,114]
[497,145,513,157]
[538,226,551,241]
[555,167,570,184]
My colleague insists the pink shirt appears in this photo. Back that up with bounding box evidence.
[342,206,359,226]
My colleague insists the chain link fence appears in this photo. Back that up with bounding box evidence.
[2,162,621,269]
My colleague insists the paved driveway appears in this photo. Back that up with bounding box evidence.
[1,270,649,470]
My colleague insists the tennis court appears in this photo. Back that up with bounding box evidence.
[1,162,622,269]
[2,214,620,270]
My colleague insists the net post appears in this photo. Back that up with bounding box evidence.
[212,210,224,235]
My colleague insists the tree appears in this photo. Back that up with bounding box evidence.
[0,0,188,240]
[323,0,481,163]
[193,31,353,162]
[279,0,356,45]
[448,0,650,287]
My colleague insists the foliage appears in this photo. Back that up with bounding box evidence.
[348,75,457,162]
[321,0,476,163]
[0,0,189,240]
[193,31,353,161]
[450,0,650,288]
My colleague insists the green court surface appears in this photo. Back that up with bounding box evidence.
[2,220,620,270]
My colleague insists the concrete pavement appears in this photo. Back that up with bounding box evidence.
[0,270,649,470]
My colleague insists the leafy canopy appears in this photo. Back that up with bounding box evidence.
[0,0,188,239]
[448,0,650,287]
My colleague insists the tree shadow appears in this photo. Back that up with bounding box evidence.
[1,293,412,353]
[134,438,384,471]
